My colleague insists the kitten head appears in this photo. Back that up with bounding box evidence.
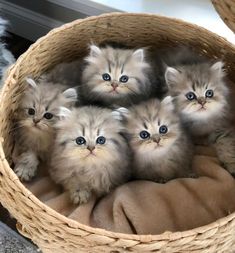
[119,97,181,159]
[82,44,151,105]
[55,106,129,167]
[165,61,229,121]
[17,77,77,134]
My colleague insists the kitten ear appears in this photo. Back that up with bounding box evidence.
[161,96,174,111]
[57,106,72,120]
[210,61,225,79]
[132,49,144,62]
[63,88,77,101]
[90,44,102,58]
[112,107,129,121]
[165,67,181,87]
[26,77,37,89]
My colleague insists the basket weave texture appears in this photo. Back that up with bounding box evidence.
[212,0,235,34]
[1,10,235,253]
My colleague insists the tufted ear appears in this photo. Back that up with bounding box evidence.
[210,61,225,79]
[63,88,77,101]
[89,44,102,58]
[132,48,144,62]
[161,95,174,111]
[112,107,129,121]
[165,66,182,88]
[26,77,37,89]
[57,106,72,120]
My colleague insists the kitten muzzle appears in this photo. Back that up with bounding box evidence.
[152,135,161,144]
[111,83,119,90]
[33,118,41,124]
[87,146,95,153]
[197,97,206,106]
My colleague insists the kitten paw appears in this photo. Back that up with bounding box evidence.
[70,190,91,205]
[14,164,37,181]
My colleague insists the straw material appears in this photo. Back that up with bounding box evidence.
[212,0,235,34]
[0,10,235,253]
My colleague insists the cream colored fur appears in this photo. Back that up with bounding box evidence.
[50,106,131,205]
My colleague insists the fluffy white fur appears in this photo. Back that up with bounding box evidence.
[165,61,229,136]
[13,77,77,181]
[120,97,194,182]
[50,106,131,205]
[166,59,235,175]
[0,18,15,87]
[82,44,152,106]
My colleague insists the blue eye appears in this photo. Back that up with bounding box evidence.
[96,136,106,145]
[185,92,197,101]
[28,108,35,115]
[139,130,150,139]
[159,125,168,134]
[102,73,111,81]
[44,112,53,120]
[205,89,214,98]
[119,75,129,83]
[76,137,86,145]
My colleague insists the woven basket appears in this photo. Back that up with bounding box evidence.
[1,5,235,253]
[212,0,235,34]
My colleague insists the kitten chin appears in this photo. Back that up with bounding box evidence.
[164,47,235,175]
[81,43,155,107]
[50,106,131,205]
[119,97,194,182]
[12,77,77,182]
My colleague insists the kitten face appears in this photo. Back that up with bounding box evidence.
[18,78,77,135]
[122,97,181,159]
[165,61,229,122]
[82,44,150,105]
[55,106,128,167]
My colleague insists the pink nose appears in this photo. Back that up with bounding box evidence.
[153,136,161,144]
[111,83,118,89]
[87,146,95,152]
[197,97,206,106]
[33,119,40,124]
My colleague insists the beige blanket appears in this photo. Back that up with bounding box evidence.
[26,146,235,235]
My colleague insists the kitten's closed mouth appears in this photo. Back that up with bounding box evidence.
[198,107,207,111]
[109,90,119,94]
[86,153,96,158]
[32,124,42,131]
[154,144,163,149]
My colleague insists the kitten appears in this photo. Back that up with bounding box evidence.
[81,44,153,107]
[0,17,15,87]
[164,49,235,175]
[13,77,77,181]
[118,97,194,182]
[50,106,130,205]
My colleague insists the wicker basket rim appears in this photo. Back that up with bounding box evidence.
[1,12,235,242]
[212,0,235,34]
[1,138,234,242]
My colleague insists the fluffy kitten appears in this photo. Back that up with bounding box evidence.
[164,49,235,175]
[13,77,77,181]
[81,44,153,107]
[119,97,194,182]
[0,17,15,87]
[50,106,130,205]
